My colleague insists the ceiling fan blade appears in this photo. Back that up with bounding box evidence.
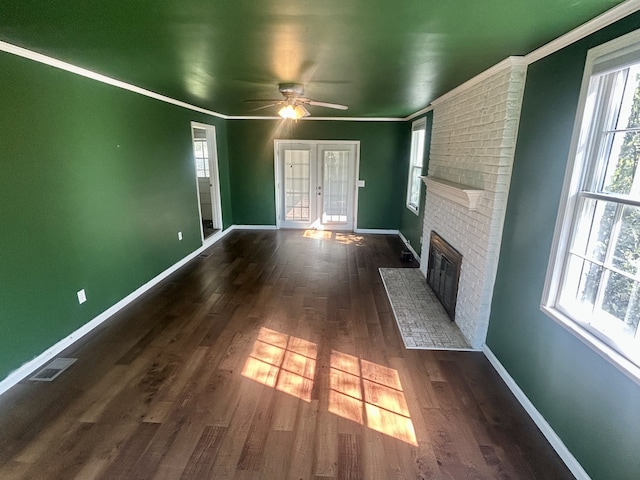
[244,99,283,103]
[249,102,282,112]
[305,100,348,110]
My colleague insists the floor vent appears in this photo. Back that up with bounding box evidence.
[199,253,211,258]
[30,358,77,382]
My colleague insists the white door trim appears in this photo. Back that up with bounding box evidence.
[191,122,223,242]
[274,139,360,231]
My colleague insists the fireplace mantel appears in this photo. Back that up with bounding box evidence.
[421,176,484,211]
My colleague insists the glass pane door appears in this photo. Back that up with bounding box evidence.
[275,141,356,230]
[277,143,316,228]
[321,150,349,223]
[318,144,356,230]
[284,149,311,222]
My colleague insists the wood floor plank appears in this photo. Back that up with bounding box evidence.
[338,433,362,480]
[97,422,161,480]
[0,230,575,480]
[179,425,227,480]
[149,423,209,480]
[235,387,277,471]
[259,429,294,478]
[287,399,319,480]
[207,378,262,479]
[313,410,339,478]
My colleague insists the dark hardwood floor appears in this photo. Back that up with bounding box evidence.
[0,230,574,479]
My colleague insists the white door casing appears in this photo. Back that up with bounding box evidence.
[274,140,359,231]
[191,122,223,241]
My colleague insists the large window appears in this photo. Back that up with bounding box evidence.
[406,118,427,213]
[544,31,640,376]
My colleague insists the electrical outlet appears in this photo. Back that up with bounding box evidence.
[77,289,87,304]
[178,231,183,241]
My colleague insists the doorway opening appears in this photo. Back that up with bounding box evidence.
[274,140,359,231]
[191,123,222,241]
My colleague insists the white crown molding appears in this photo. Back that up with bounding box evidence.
[229,115,406,122]
[0,41,229,119]
[406,0,640,118]
[296,116,405,122]
[431,57,527,106]
[525,0,640,65]
[3,0,640,124]
[0,41,406,123]
[0,41,405,123]
[404,104,434,121]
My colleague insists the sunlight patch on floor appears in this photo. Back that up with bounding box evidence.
[242,327,418,446]
[241,327,317,402]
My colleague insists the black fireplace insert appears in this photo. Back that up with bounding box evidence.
[426,231,462,321]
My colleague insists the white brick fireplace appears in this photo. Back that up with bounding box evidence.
[420,58,527,348]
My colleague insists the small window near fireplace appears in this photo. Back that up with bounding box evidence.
[427,231,462,321]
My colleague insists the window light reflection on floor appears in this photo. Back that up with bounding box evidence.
[241,327,317,402]
[329,351,418,446]
[301,229,365,245]
[241,327,418,446]
[303,229,333,240]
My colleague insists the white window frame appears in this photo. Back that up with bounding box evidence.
[406,117,427,214]
[542,29,640,383]
[192,128,211,178]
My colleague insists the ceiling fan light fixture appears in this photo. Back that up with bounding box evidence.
[278,103,310,120]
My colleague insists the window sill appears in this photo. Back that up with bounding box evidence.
[540,305,640,385]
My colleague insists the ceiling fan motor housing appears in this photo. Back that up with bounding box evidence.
[279,83,305,97]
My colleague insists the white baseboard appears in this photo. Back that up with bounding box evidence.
[0,227,233,397]
[482,345,591,480]
[354,228,399,235]
[231,225,277,230]
[398,231,420,261]
[202,225,233,247]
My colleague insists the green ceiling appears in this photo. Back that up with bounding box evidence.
[0,0,627,118]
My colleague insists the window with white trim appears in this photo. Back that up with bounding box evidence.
[192,128,210,178]
[544,31,640,374]
[406,118,427,214]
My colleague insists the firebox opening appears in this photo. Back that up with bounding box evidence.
[426,231,462,321]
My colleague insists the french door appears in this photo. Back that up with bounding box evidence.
[275,141,358,230]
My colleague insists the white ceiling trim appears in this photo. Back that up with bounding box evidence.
[404,104,434,121]
[423,0,640,115]
[0,40,406,122]
[431,57,527,107]
[0,40,230,119]
[2,0,640,123]
[525,0,640,65]
[229,115,405,122]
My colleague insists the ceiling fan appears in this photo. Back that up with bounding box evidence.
[246,83,348,119]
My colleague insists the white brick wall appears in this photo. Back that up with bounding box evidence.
[420,61,527,348]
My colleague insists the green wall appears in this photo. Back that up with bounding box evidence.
[0,52,231,381]
[487,13,640,480]
[226,119,406,228]
[398,111,433,256]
